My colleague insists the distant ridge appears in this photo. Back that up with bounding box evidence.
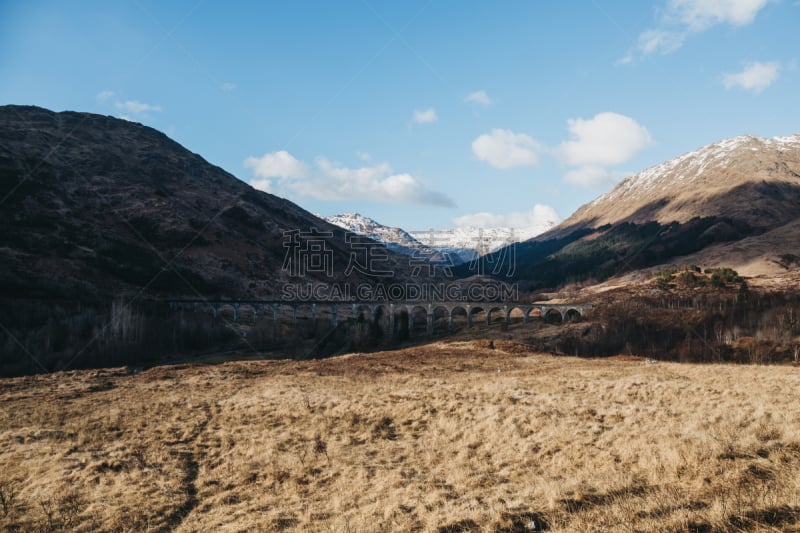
[478,132,800,286]
[324,212,559,265]
[544,133,800,239]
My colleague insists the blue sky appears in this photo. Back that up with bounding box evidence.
[2,0,799,230]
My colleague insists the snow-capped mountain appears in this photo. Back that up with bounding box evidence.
[325,212,422,248]
[323,212,559,264]
[323,212,451,262]
[408,226,547,263]
[548,133,800,238]
[525,132,800,278]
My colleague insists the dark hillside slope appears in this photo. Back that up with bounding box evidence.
[0,105,425,374]
[0,105,415,302]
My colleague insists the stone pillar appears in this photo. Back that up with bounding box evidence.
[272,303,279,321]
[407,305,413,337]
[253,304,260,323]
[212,303,219,319]
[504,305,509,327]
[389,304,395,336]
[331,304,339,327]
[467,305,472,328]
[232,303,239,322]
[448,308,454,332]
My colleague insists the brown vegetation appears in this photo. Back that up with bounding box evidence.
[1,342,800,531]
[546,272,800,364]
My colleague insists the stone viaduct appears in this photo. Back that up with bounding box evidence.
[168,300,592,337]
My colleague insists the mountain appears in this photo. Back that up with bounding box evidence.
[324,212,474,264]
[551,134,800,236]
[324,212,434,256]
[324,213,560,265]
[410,225,558,262]
[0,105,459,374]
[472,133,800,288]
[0,105,416,303]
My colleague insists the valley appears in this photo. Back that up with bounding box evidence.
[2,343,799,532]
[2,104,800,531]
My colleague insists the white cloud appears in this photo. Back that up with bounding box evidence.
[411,108,438,124]
[114,100,162,114]
[669,0,769,31]
[563,166,630,188]
[250,178,272,193]
[464,90,493,106]
[558,112,652,167]
[622,0,770,62]
[722,61,780,93]
[243,150,309,179]
[618,30,685,64]
[453,204,561,231]
[472,129,541,169]
[636,29,686,56]
[96,90,115,102]
[296,158,453,206]
[221,82,237,92]
[621,29,685,63]
[244,152,453,207]
[356,151,371,161]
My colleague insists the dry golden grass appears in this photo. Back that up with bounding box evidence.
[1,341,800,532]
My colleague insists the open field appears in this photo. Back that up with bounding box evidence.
[1,342,800,532]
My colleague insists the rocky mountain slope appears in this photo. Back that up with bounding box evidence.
[473,133,800,287]
[409,225,556,263]
[325,212,559,265]
[323,212,440,258]
[551,134,800,236]
[324,212,476,264]
[325,212,419,248]
[0,106,416,303]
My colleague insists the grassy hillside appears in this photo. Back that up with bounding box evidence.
[462,217,756,290]
[0,106,417,302]
[1,343,799,532]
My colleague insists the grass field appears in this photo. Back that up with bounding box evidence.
[1,340,799,532]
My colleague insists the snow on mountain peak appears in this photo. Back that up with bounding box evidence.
[324,212,420,247]
[323,212,559,264]
[553,131,800,235]
[586,132,800,210]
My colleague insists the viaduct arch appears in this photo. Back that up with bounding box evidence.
[168,300,592,337]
